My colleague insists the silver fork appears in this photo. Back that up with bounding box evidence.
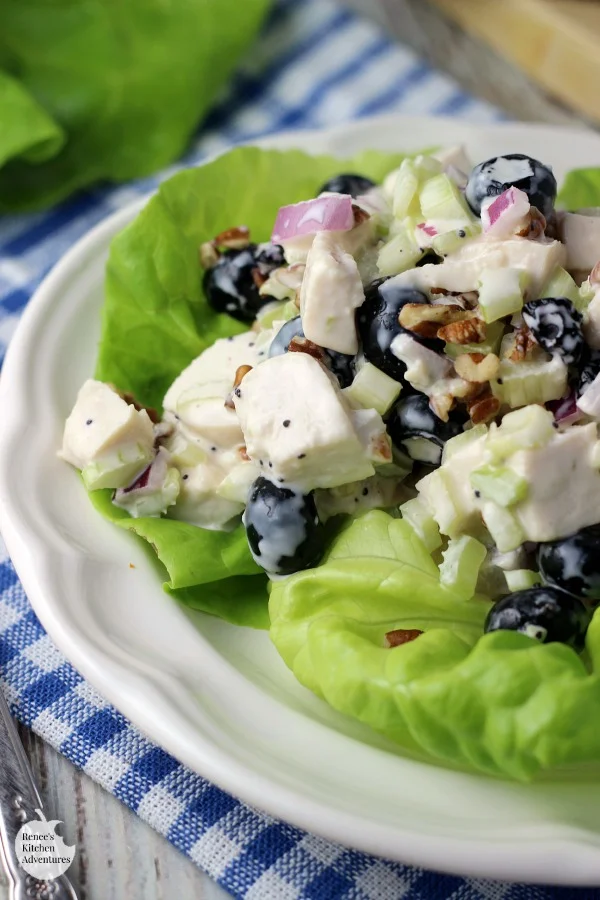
[0,686,78,899]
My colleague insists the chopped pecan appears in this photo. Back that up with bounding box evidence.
[287,336,327,361]
[454,352,500,383]
[352,204,371,226]
[251,268,267,289]
[234,364,253,388]
[430,393,455,421]
[370,433,393,464]
[385,629,423,648]
[399,303,469,339]
[468,390,501,425]
[516,206,546,240]
[507,325,536,361]
[238,445,251,461]
[437,316,486,345]
[430,289,479,309]
[199,226,251,269]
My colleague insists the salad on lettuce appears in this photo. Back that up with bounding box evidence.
[60,143,600,778]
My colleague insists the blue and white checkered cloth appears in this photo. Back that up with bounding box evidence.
[0,1,591,897]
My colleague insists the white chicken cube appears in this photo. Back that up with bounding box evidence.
[60,380,155,490]
[299,231,365,354]
[233,352,376,490]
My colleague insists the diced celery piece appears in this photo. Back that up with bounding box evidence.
[580,278,596,309]
[431,223,480,257]
[392,160,421,219]
[216,461,258,504]
[377,228,423,276]
[256,301,289,329]
[478,268,526,324]
[438,534,487,598]
[504,569,542,592]
[486,404,555,459]
[419,173,472,221]
[399,497,442,552]
[82,443,153,491]
[540,266,582,309]
[413,154,444,182]
[441,424,488,463]
[344,362,402,415]
[161,431,207,467]
[444,321,505,359]
[482,501,525,552]
[491,354,568,409]
[470,464,528,507]
[282,299,300,320]
[417,467,463,536]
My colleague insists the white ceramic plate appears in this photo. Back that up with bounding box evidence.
[3,115,600,886]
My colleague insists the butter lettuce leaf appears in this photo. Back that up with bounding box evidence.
[557,168,600,210]
[89,488,268,628]
[0,0,271,210]
[270,510,600,779]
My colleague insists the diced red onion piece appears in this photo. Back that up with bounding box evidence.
[271,195,354,243]
[117,448,169,498]
[417,222,438,238]
[481,187,530,236]
[548,391,583,425]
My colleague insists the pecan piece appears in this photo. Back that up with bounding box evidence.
[399,303,469,339]
[238,445,251,461]
[385,629,423,648]
[225,365,253,409]
[454,352,500,383]
[437,317,486,345]
[199,226,251,269]
[352,204,371,226]
[468,390,501,425]
[516,206,546,240]
[507,325,536,362]
[287,336,327,361]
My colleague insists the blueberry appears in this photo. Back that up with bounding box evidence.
[465,154,557,219]
[268,316,305,358]
[577,347,600,398]
[522,297,583,365]
[203,242,284,323]
[318,173,376,198]
[243,477,325,576]
[386,393,464,466]
[484,586,590,652]
[356,279,442,383]
[537,525,600,603]
[323,348,355,388]
[268,316,355,387]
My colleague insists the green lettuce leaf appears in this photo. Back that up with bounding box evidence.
[557,168,600,210]
[91,146,409,628]
[96,146,409,410]
[269,510,600,779]
[0,0,271,211]
[0,70,65,167]
[89,489,268,628]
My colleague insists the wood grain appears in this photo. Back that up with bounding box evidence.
[0,4,594,899]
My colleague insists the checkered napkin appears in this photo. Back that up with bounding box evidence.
[0,1,591,898]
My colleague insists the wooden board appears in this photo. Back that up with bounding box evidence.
[428,0,600,125]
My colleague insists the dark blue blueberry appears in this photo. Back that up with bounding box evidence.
[203,242,283,323]
[317,173,376,198]
[243,477,324,576]
[465,154,557,219]
[522,297,583,366]
[356,279,442,383]
[484,586,590,652]
[386,392,464,466]
[538,525,600,604]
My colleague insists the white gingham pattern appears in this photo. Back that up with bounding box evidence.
[0,1,591,897]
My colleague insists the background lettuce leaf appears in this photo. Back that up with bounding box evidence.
[91,147,408,627]
[0,70,65,167]
[0,0,271,210]
[89,489,268,628]
[557,168,600,210]
[96,147,409,410]
[269,510,600,779]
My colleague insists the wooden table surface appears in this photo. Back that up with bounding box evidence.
[0,3,592,899]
